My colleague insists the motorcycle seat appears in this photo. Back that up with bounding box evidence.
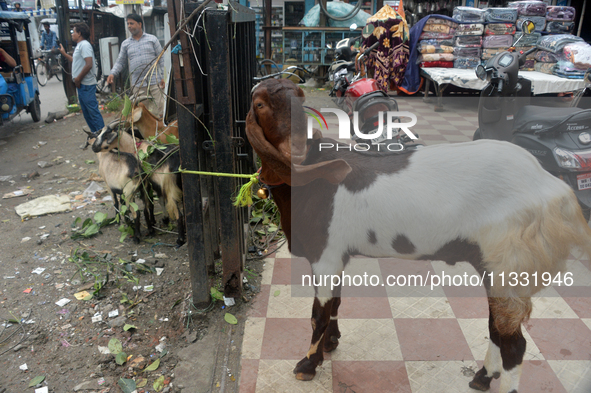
[513,105,583,133]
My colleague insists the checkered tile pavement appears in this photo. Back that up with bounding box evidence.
[238,96,591,393]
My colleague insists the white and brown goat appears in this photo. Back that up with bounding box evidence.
[125,102,179,144]
[245,79,591,393]
[91,123,186,246]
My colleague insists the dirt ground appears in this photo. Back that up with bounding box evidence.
[0,108,271,393]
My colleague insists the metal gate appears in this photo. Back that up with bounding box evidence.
[168,0,257,307]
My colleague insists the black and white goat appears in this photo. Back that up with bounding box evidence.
[245,79,591,393]
[91,123,186,247]
[85,131,146,243]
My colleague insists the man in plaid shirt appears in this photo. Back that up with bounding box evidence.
[107,14,165,117]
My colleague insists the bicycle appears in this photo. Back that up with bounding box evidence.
[36,49,63,86]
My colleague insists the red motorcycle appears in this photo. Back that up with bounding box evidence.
[329,41,419,148]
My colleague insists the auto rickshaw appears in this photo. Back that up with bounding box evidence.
[0,11,41,125]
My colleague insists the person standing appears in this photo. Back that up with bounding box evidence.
[59,23,104,135]
[13,3,23,11]
[106,14,165,117]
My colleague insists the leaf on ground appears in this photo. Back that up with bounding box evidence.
[85,160,95,165]
[123,324,137,331]
[108,337,123,354]
[273,290,280,297]
[83,223,99,237]
[210,287,223,301]
[143,358,160,372]
[28,375,45,387]
[153,375,165,392]
[94,211,107,224]
[224,313,238,325]
[115,351,128,365]
[136,378,148,388]
[118,378,136,393]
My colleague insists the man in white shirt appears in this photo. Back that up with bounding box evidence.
[59,23,104,135]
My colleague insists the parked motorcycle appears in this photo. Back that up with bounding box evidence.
[329,38,420,148]
[474,20,591,221]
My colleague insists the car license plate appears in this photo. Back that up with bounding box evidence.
[577,173,591,190]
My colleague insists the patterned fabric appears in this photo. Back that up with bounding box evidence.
[519,46,537,60]
[508,1,547,16]
[361,6,409,92]
[482,48,506,60]
[484,8,518,23]
[554,61,586,79]
[537,34,584,54]
[454,47,481,58]
[482,35,514,49]
[484,23,516,36]
[453,7,485,23]
[425,18,458,28]
[534,61,556,74]
[419,32,454,40]
[534,51,559,63]
[417,53,455,63]
[562,42,591,70]
[454,35,483,48]
[516,16,546,32]
[513,32,541,47]
[420,61,454,68]
[545,21,574,34]
[422,23,455,34]
[454,57,481,69]
[546,6,576,21]
[455,23,484,36]
[110,32,164,88]
[417,42,454,54]
[520,59,535,70]
[419,38,455,47]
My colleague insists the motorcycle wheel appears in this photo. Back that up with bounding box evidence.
[36,62,47,86]
[473,128,482,141]
[29,93,41,123]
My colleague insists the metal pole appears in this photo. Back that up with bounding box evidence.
[56,0,76,104]
[264,0,271,72]
[577,0,586,37]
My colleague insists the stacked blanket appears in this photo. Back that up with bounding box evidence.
[508,1,547,17]
[484,8,518,23]
[484,23,516,36]
[453,7,485,23]
[544,6,576,35]
[416,17,458,67]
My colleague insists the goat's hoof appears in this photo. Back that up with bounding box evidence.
[132,237,141,244]
[323,336,339,352]
[293,358,317,381]
[468,367,494,391]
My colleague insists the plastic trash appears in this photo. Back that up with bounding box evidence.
[83,181,104,198]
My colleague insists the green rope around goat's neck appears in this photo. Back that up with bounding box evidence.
[178,168,259,207]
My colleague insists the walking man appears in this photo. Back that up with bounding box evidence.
[106,14,165,117]
[59,23,104,135]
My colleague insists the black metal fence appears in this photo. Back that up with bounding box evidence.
[168,0,257,307]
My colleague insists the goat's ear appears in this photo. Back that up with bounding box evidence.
[131,106,142,123]
[107,132,118,145]
[246,107,292,185]
[292,159,351,186]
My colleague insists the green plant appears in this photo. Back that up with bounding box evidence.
[106,93,123,112]
[71,211,113,240]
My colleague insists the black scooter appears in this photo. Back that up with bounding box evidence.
[474,20,591,221]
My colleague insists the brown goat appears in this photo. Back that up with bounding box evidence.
[126,102,179,144]
[245,79,591,392]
